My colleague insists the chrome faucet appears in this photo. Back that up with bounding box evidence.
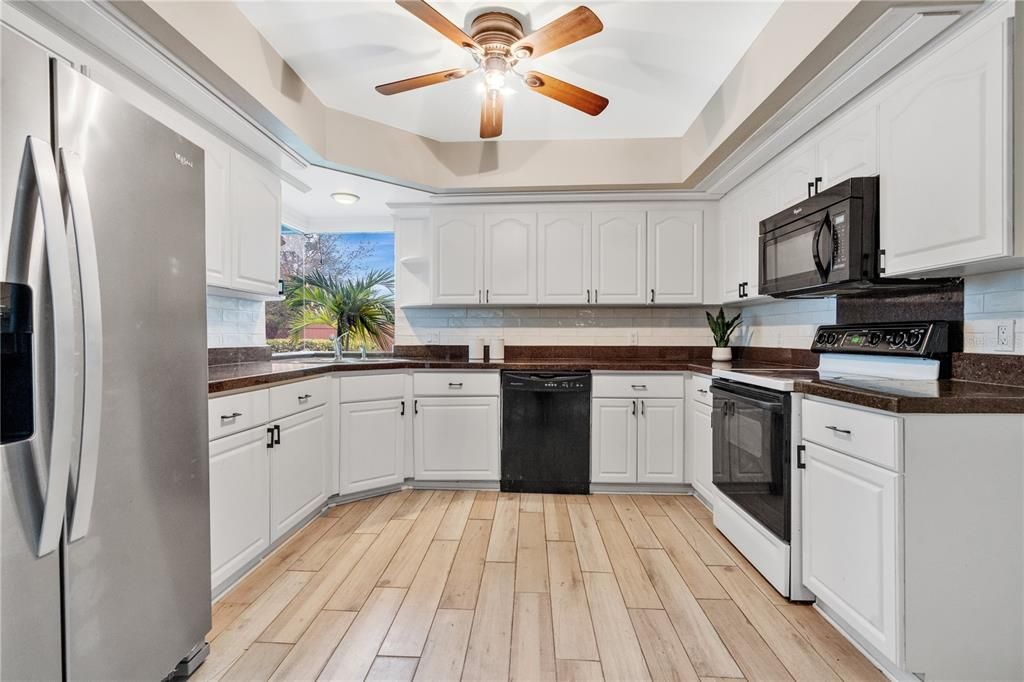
[331,332,350,361]
[359,345,367,360]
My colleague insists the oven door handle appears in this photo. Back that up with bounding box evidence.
[714,392,784,412]
[811,212,834,283]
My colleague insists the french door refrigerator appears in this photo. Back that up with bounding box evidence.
[1,25,211,680]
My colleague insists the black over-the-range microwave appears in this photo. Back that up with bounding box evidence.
[758,176,959,298]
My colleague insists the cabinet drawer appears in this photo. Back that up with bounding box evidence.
[414,371,499,396]
[687,374,713,406]
[269,377,330,420]
[803,399,901,471]
[208,390,269,440]
[338,372,407,403]
[592,373,685,399]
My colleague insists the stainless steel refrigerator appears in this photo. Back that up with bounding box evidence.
[1,25,211,680]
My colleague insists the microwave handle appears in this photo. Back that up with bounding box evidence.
[811,213,834,282]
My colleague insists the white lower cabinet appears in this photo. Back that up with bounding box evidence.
[801,440,901,662]
[414,396,499,480]
[591,398,638,484]
[269,405,329,542]
[209,426,270,589]
[340,398,406,493]
[591,389,684,485]
[637,399,684,483]
[686,398,714,503]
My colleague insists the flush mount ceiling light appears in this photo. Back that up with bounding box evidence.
[376,1,608,139]
[330,192,360,205]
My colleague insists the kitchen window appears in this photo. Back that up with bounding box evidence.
[266,226,395,353]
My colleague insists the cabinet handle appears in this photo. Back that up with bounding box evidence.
[632,400,636,416]
[631,384,647,390]
[807,181,814,199]
[220,411,242,421]
[650,288,655,304]
[797,444,806,469]
[400,400,405,416]
[414,399,419,414]
[485,289,490,303]
[641,399,646,416]
[448,382,463,388]
[697,388,709,395]
[814,176,822,194]
[594,289,598,303]
[273,424,281,445]
[478,290,482,303]
[825,425,852,435]
[266,427,274,449]
[586,289,590,304]
[297,393,312,402]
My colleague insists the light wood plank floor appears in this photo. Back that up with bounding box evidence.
[199,491,885,681]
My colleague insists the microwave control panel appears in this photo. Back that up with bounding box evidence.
[830,212,848,268]
[811,322,950,356]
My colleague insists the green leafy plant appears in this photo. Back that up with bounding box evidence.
[285,269,396,352]
[706,307,741,348]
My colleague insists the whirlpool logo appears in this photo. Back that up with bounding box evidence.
[174,152,194,169]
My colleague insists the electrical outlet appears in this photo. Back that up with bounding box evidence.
[995,320,1015,352]
[629,330,639,346]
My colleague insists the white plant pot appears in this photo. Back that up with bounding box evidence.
[711,347,732,362]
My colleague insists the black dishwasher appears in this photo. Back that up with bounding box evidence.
[501,371,591,494]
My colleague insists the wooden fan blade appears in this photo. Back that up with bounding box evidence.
[524,71,608,116]
[376,68,468,95]
[511,6,603,60]
[480,90,504,138]
[395,0,482,54]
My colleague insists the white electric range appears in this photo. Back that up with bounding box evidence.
[708,321,952,601]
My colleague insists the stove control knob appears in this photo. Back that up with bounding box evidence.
[826,332,839,345]
[868,332,882,346]
[816,332,829,346]
[892,332,906,347]
[905,332,921,349]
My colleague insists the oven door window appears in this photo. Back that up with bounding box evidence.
[712,390,790,542]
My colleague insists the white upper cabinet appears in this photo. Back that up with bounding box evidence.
[229,151,282,296]
[433,211,484,304]
[878,8,1012,276]
[776,146,818,210]
[647,209,703,304]
[592,210,647,304]
[739,173,777,301]
[203,138,232,289]
[719,192,744,303]
[818,105,879,187]
[538,211,592,304]
[484,212,536,304]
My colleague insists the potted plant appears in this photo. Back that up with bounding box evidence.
[706,307,741,362]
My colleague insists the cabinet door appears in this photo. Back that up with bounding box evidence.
[340,399,405,494]
[209,427,269,588]
[484,212,536,304]
[591,398,638,483]
[818,105,879,187]
[270,406,328,541]
[741,173,778,301]
[592,210,646,304]
[647,209,703,304]
[538,211,591,304]
[203,138,232,288]
[878,12,1010,276]
[776,145,818,210]
[719,192,743,303]
[414,397,499,480]
[688,401,715,504]
[229,151,281,295]
[638,398,684,483]
[802,441,900,662]
[433,212,484,304]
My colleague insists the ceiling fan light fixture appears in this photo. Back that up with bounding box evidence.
[484,69,506,91]
[330,192,360,205]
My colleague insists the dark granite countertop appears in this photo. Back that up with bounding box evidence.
[793,377,1024,414]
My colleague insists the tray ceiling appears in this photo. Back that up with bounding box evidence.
[236,1,781,142]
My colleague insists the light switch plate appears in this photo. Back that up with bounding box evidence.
[995,320,1015,352]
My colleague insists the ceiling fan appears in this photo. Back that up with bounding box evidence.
[376,0,608,138]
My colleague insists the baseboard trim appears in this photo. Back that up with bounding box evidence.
[404,479,500,491]
[590,482,695,495]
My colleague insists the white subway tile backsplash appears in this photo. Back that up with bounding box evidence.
[963,268,1024,355]
[206,294,266,348]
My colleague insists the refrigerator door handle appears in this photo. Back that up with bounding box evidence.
[61,149,104,542]
[7,137,76,557]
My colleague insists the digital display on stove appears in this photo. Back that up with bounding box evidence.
[845,333,867,346]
